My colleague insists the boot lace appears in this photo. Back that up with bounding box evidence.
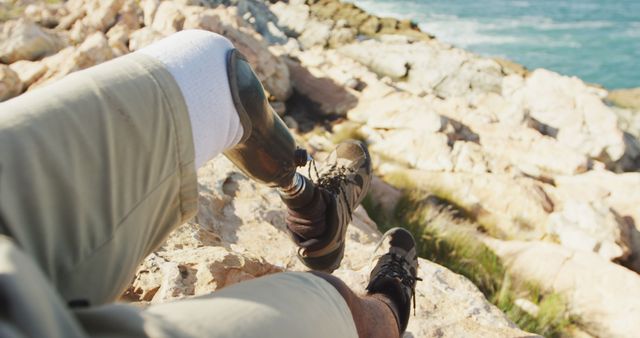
[309,159,356,212]
[377,253,422,313]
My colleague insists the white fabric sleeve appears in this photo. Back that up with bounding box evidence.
[137,30,244,169]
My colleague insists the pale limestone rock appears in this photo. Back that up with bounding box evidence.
[269,1,310,36]
[485,239,640,338]
[511,69,625,162]
[348,91,445,132]
[151,1,185,35]
[0,19,64,63]
[181,6,224,32]
[0,65,22,102]
[106,22,132,56]
[128,224,282,303]
[24,3,67,28]
[128,27,166,52]
[451,141,490,174]
[116,0,143,31]
[328,26,356,48]
[370,130,454,172]
[129,156,533,337]
[551,171,640,271]
[474,123,589,177]
[548,201,631,261]
[473,91,526,126]
[68,20,92,44]
[339,41,409,79]
[298,20,332,49]
[553,171,640,229]
[30,32,114,89]
[83,0,125,32]
[9,60,47,87]
[141,0,160,28]
[57,0,86,31]
[340,38,502,98]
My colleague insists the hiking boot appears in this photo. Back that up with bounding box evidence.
[284,140,372,272]
[366,227,420,334]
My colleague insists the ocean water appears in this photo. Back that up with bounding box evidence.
[348,0,640,89]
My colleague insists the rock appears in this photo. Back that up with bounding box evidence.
[607,88,640,111]
[298,20,332,49]
[339,42,409,79]
[485,239,640,338]
[551,171,640,271]
[473,123,589,177]
[68,18,95,44]
[493,57,528,76]
[31,32,114,89]
[359,16,381,36]
[0,64,22,102]
[128,27,165,52]
[56,0,86,31]
[269,1,309,36]
[128,156,534,337]
[151,1,185,35]
[450,141,490,174]
[507,69,626,162]
[371,131,454,171]
[9,60,46,87]
[547,200,631,261]
[348,91,444,132]
[367,175,403,218]
[0,19,64,64]
[116,0,143,31]
[83,0,125,32]
[24,3,67,28]
[285,57,357,116]
[141,0,160,28]
[328,26,356,48]
[106,22,132,56]
[126,224,283,303]
[339,39,503,98]
[184,5,292,101]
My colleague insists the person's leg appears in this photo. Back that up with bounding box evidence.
[0,30,251,306]
[311,272,401,338]
[70,232,417,338]
[0,49,200,306]
[0,235,87,338]
[72,272,360,338]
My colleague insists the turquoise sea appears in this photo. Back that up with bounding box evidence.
[348,0,640,89]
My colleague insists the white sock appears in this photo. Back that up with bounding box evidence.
[137,30,244,169]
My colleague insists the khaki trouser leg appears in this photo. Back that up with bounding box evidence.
[72,272,358,338]
[0,52,197,306]
[0,48,358,338]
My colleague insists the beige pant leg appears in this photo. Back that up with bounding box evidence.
[0,53,197,306]
[72,272,358,338]
[0,235,86,338]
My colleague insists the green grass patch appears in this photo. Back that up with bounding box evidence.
[363,189,574,337]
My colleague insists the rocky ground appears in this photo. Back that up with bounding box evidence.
[2,0,640,337]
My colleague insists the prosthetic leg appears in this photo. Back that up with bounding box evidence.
[223,49,372,272]
[223,49,316,206]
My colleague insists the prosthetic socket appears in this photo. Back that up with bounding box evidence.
[223,49,315,207]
